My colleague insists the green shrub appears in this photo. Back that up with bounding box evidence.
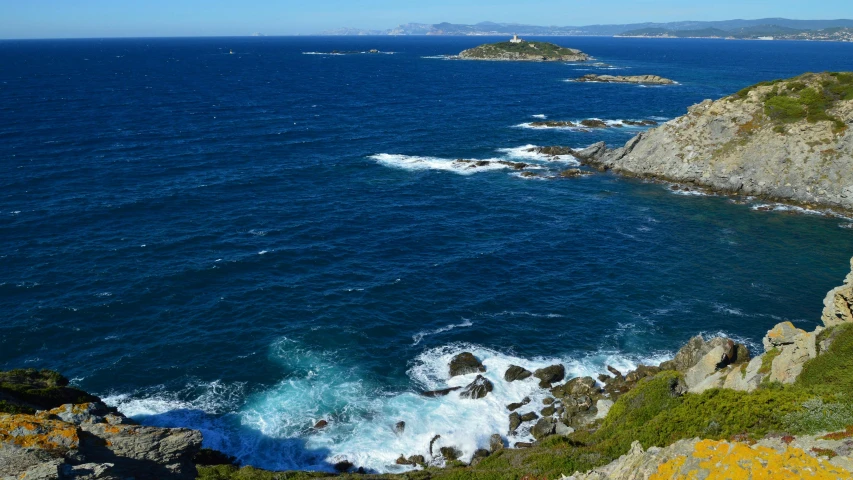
[783,398,853,434]
[765,96,806,122]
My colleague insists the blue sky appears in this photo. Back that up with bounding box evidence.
[2,0,853,38]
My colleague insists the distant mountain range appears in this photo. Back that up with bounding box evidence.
[320,18,853,37]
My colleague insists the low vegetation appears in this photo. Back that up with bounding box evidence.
[0,368,99,414]
[460,41,585,60]
[731,72,852,134]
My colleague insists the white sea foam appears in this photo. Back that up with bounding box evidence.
[107,340,672,473]
[369,154,510,175]
[412,319,473,345]
[496,145,579,165]
[531,114,547,119]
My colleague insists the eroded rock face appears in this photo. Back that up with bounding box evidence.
[449,352,486,377]
[822,257,853,328]
[591,73,853,211]
[0,402,201,480]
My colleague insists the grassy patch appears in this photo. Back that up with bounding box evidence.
[759,349,780,374]
[798,323,853,393]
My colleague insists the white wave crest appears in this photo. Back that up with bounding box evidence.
[412,319,474,345]
[369,154,510,175]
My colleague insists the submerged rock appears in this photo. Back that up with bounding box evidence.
[507,397,531,411]
[449,352,486,377]
[422,386,463,397]
[559,168,594,178]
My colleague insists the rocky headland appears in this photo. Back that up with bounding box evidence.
[582,72,853,212]
[458,41,590,62]
[573,74,676,85]
[5,256,853,479]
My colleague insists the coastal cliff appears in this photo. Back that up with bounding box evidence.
[589,72,853,212]
[458,41,590,62]
[5,257,853,479]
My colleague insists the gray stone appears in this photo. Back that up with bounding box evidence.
[533,364,566,388]
[822,257,853,328]
[531,417,557,440]
[489,434,504,453]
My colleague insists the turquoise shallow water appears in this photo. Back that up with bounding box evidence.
[1,36,852,471]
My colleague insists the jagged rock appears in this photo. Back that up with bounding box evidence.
[0,370,101,414]
[531,417,557,440]
[575,74,676,85]
[769,329,817,384]
[408,454,426,466]
[531,121,577,128]
[439,446,461,461]
[489,434,504,453]
[606,365,623,377]
[313,420,328,430]
[0,406,201,480]
[533,365,566,388]
[543,397,555,406]
[541,406,556,417]
[763,321,805,350]
[551,376,598,398]
[459,375,494,399]
[504,365,533,382]
[625,365,661,383]
[822,257,853,328]
[448,352,485,377]
[395,455,411,465]
[574,142,607,162]
[429,435,441,456]
[422,386,462,397]
[333,460,353,472]
[394,421,405,435]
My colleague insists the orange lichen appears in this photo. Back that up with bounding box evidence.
[0,413,79,451]
[650,439,852,479]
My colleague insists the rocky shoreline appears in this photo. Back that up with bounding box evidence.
[4,256,853,478]
[580,72,853,213]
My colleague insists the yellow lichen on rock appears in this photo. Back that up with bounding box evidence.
[0,413,79,451]
[650,439,852,479]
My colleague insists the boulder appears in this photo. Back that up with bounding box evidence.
[408,454,426,466]
[769,330,817,384]
[541,406,556,417]
[394,421,405,435]
[763,321,805,350]
[663,336,748,375]
[333,460,353,472]
[574,142,607,162]
[555,422,575,436]
[313,420,328,430]
[821,257,853,328]
[504,365,532,382]
[531,417,557,440]
[520,412,539,423]
[580,119,608,128]
[449,352,485,377]
[533,365,566,388]
[459,375,494,399]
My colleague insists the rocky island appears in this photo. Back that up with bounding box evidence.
[573,74,676,85]
[582,72,853,212]
[459,36,590,62]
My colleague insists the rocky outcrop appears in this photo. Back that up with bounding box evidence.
[574,74,676,85]
[591,72,853,211]
[459,41,589,62]
[533,365,566,388]
[448,352,485,377]
[0,402,202,480]
[822,257,853,328]
[0,370,100,415]
[566,436,853,479]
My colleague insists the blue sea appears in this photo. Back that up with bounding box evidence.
[1,36,852,472]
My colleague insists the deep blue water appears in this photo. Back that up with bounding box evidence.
[1,36,852,472]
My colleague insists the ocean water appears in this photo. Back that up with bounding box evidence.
[1,36,852,472]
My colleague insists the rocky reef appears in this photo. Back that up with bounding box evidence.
[587,72,853,212]
[458,41,590,62]
[573,74,676,85]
